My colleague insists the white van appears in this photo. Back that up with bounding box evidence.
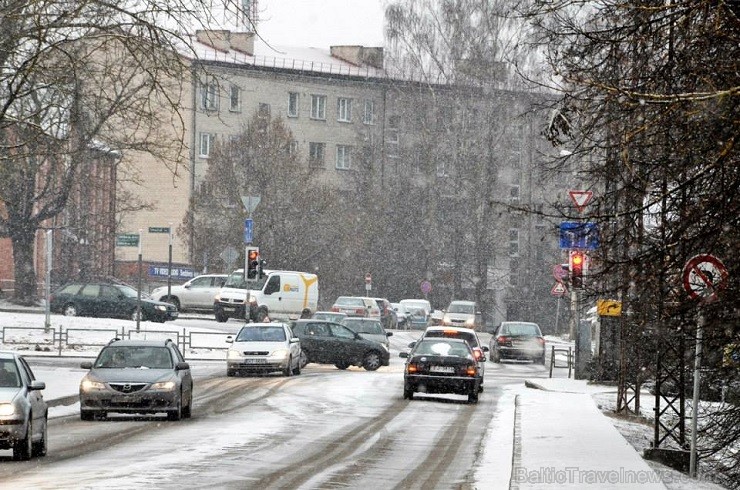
[214,269,319,323]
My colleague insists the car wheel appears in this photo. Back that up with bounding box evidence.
[282,358,293,377]
[13,418,32,461]
[168,297,181,311]
[362,351,382,371]
[226,368,237,377]
[256,306,269,322]
[335,361,350,370]
[537,354,546,365]
[32,415,48,457]
[403,384,414,400]
[491,349,501,363]
[215,310,228,323]
[468,390,479,404]
[167,397,183,421]
[292,358,301,375]
[80,410,95,421]
[299,351,309,369]
[182,391,192,419]
[63,303,78,317]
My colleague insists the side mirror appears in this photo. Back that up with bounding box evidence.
[29,380,46,391]
[184,284,192,289]
[399,352,409,358]
[290,337,300,343]
[81,361,93,369]
[407,341,416,348]
[226,335,233,344]
[175,362,190,371]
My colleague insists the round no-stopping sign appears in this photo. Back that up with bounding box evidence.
[682,254,729,302]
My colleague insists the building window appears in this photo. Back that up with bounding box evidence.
[337,97,352,122]
[363,99,375,125]
[510,185,520,203]
[258,103,270,117]
[288,92,299,117]
[387,115,400,143]
[310,94,326,120]
[309,142,325,167]
[288,140,299,156]
[509,258,520,286]
[436,160,448,178]
[336,145,352,170]
[199,133,214,158]
[509,228,519,257]
[229,84,241,112]
[200,78,219,111]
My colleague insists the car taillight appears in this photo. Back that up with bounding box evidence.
[407,363,419,374]
[473,348,483,361]
[465,365,477,377]
[331,306,339,312]
[537,337,545,345]
[356,308,366,316]
[497,336,510,345]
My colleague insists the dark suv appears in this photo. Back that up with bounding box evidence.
[79,339,193,420]
[50,281,178,323]
[291,319,390,371]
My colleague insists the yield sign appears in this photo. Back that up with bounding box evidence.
[569,190,593,213]
[551,282,567,297]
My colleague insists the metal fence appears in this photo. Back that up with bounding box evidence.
[0,325,231,361]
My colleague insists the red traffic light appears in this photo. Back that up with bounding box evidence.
[569,251,586,287]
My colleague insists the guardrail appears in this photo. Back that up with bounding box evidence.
[0,325,230,361]
[549,345,573,378]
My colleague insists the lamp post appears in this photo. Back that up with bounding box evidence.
[136,229,143,332]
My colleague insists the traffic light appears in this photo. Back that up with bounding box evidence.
[246,246,260,280]
[569,250,586,288]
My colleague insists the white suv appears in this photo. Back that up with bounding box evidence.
[442,300,482,330]
[150,274,227,312]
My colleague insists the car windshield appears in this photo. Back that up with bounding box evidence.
[224,271,267,290]
[0,359,21,387]
[409,308,426,318]
[425,330,479,348]
[448,303,475,314]
[335,297,364,306]
[236,326,286,342]
[94,346,173,369]
[503,323,541,336]
[344,319,383,335]
[414,340,471,358]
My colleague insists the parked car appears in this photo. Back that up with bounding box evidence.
[226,323,301,377]
[400,299,432,327]
[291,319,390,371]
[330,296,380,318]
[489,321,546,364]
[79,339,193,421]
[400,337,480,403]
[391,303,413,330]
[371,297,397,330]
[0,351,48,460]
[342,317,393,350]
[50,281,178,323]
[409,326,488,390]
[150,274,227,312]
[312,311,348,323]
[442,300,482,330]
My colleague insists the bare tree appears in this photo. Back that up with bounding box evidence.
[0,0,244,303]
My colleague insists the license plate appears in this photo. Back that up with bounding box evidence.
[223,306,236,311]
[243,359,266,364]
[429,365,455,373]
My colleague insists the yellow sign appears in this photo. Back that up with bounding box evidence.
[597,299,622,317]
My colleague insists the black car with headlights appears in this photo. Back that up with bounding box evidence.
[291,319,390,371]
[0,351,48,460]
[400,337,480,404]
[79,339,193,421]
[50,281,178,323]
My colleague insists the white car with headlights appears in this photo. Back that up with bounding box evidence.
[442,300,482,330]
[0,351,48,460]
[79,339,193,421]
[226,323,302,377]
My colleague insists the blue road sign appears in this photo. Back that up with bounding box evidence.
[559,221,600,250]
[244,218,254,244]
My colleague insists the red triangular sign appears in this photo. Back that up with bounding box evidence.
[551,282,567,296]
[569,190,593,212]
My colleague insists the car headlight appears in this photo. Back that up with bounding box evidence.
[270,348,289,359]
[150,381,176,390]
[0,403,16,416]
[80,378,106,391]
[465,317,475,325]
[227,349,242,359]
[155,304,167,311]
[214,293,222,302]
[442,315,451,324]
[249,296,257,304]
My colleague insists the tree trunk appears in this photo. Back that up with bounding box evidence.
[10,229,38,305]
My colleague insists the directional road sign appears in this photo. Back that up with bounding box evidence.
[244,218,254,244]
[559,221,600,250]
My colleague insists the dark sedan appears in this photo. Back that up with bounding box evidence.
[291,319,390,371]
[50,281,178,323]
[400,337,480,403]
[489,321,546,364]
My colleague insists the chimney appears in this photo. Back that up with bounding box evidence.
[330,46,384,70]
[195,30,255,55]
